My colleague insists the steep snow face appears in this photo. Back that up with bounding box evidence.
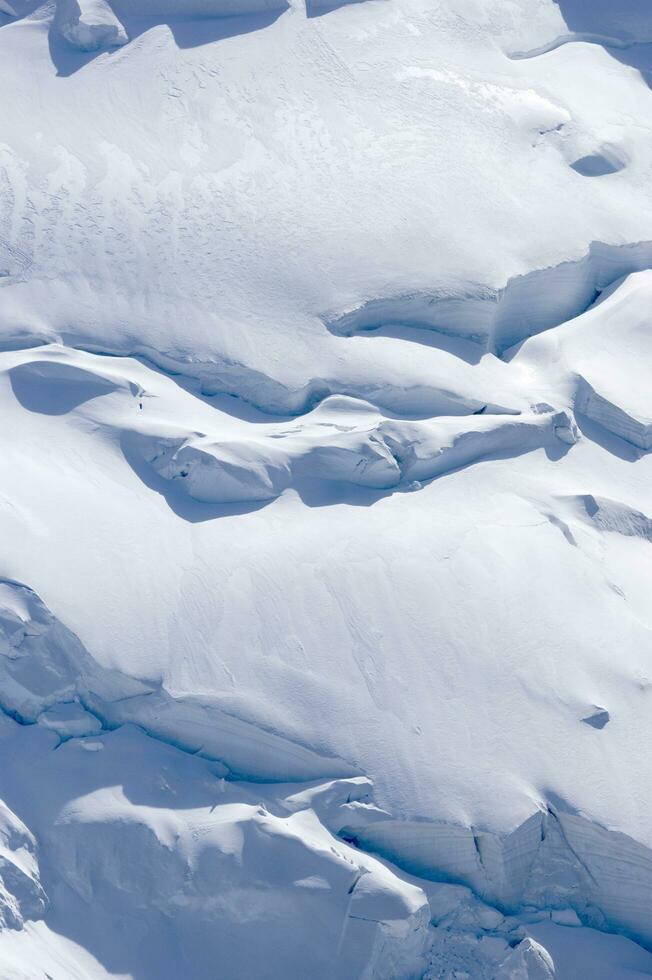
[2,0,652,976]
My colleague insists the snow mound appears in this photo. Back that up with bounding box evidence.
[142,406,575,505]
[55,0,128,51]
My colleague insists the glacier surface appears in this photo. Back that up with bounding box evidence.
[1,0,652,976]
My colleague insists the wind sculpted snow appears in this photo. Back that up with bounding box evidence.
[1,0,652,976]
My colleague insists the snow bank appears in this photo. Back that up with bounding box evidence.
[140,405,576,505]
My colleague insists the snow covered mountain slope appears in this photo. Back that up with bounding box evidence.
[1,0,652,976]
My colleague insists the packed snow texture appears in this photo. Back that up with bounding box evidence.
[1,0,652,976]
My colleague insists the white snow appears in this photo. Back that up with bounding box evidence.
[1,0,652,976]
[55,0,128,52]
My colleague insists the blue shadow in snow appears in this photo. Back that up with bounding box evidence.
[574,412,644,462]
[306,0,380,19]
[555,0,652,89]
[48,6,288,77]
[9,362,118,416]
[119,430,271,523]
